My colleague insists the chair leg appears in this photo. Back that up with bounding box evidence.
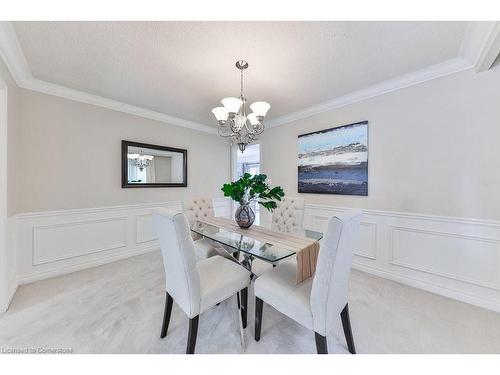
[240,287,248,329]
[341,303,356,354]
[254,297,263,342]
[314,332,328,354]
[186,316,199,354]
[160,292,173,339]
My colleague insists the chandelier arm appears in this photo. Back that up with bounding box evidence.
[243,121,257,135]
[253,122,265,135]
[218,125,235,138]
[228,118,240,134]
[245,133,255,143]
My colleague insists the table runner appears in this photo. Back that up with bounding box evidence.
[196,216,320,283]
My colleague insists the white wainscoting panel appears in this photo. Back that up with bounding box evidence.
[14,198,230,285]
[11,199,500,313]
[304,204,500,313]
[33,217,128,265]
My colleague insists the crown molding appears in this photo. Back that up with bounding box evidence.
[22,76,218,134]
[460,21,500,73]
[0,21,483,132]
[267,57,473,128]
[0,22,217,135]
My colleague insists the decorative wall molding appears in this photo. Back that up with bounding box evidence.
[136,214,156,244]
[388,225,500,292]
[10,199,500,312]
[0,22,217,136]
[32,217,128,265]
[460,21,500,73]
[13,198,230,285]
[267,58,472,127]
[2,21,491,132]
[304,204,500,313]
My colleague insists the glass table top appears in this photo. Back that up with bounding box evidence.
[191,219,323,264]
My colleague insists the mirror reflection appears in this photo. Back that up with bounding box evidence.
[122,141,187,187]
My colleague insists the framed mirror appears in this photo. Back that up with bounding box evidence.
[121,140,187,188]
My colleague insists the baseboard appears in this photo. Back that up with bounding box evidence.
[14,198,230,285]
[0,279,18,313]
[18,245,159,285]
[352,262,500,313]
[305,203,500,313]
[11,200,500,314]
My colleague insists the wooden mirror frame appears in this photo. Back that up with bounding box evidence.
[121,140,187,188]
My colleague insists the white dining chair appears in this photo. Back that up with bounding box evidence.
[253,210,361,354]
[271,197,305,233]
[182,197,220,261]
[153,209,251,354]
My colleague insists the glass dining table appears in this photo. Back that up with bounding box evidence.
[191,218,323,278]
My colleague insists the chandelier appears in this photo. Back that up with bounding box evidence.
[211,60,270,153]
[128,152,154,171]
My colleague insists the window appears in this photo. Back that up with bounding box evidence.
[232,143,261,221]
[234,143,260,179]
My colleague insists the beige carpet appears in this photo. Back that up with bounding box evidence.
[1,251,499,354]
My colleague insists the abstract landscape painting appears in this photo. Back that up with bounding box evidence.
[298,121,368,195]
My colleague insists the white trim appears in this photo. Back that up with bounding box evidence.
[388,225,500,291]
[0,22,217,135]
[352,263,500,314]
[460,21,500,73]
[32,217,129,265]
[267,58,472,127]
[14,200,181,219]
[0,21,487,132]
[10,199,500,313]
[305,203,500,228]
[305,203,500,313]
[18,245,159,285]
[14,198,231,285]
[0,72,10,312]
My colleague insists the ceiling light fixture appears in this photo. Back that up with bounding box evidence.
[211,60,270,153]
[128,151,154,171]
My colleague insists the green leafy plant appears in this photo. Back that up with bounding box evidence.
[221,173,285,211]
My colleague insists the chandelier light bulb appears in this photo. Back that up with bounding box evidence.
[250,101,270,118]
[221,97,243,114]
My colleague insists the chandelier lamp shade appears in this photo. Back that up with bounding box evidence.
[211,60,270,152]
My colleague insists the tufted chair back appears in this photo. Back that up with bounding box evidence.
[310,210,361,336]
[271,197,305,233]
[182,197,215,228]
[153,209,202,318]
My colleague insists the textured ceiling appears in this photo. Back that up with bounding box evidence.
[13,21,467,126]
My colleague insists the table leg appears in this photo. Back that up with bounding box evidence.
[237,291,246,349]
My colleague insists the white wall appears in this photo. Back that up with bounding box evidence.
[9,89,230,215]
[0,59,231,310]
[0,59,18,311]
[260,65,500,312]
[262,65,500,220]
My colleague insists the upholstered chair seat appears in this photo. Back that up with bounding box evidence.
[254,210,362,354]
[182,197,220,261]
[271,197,305,233]
[153,209,250,354]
